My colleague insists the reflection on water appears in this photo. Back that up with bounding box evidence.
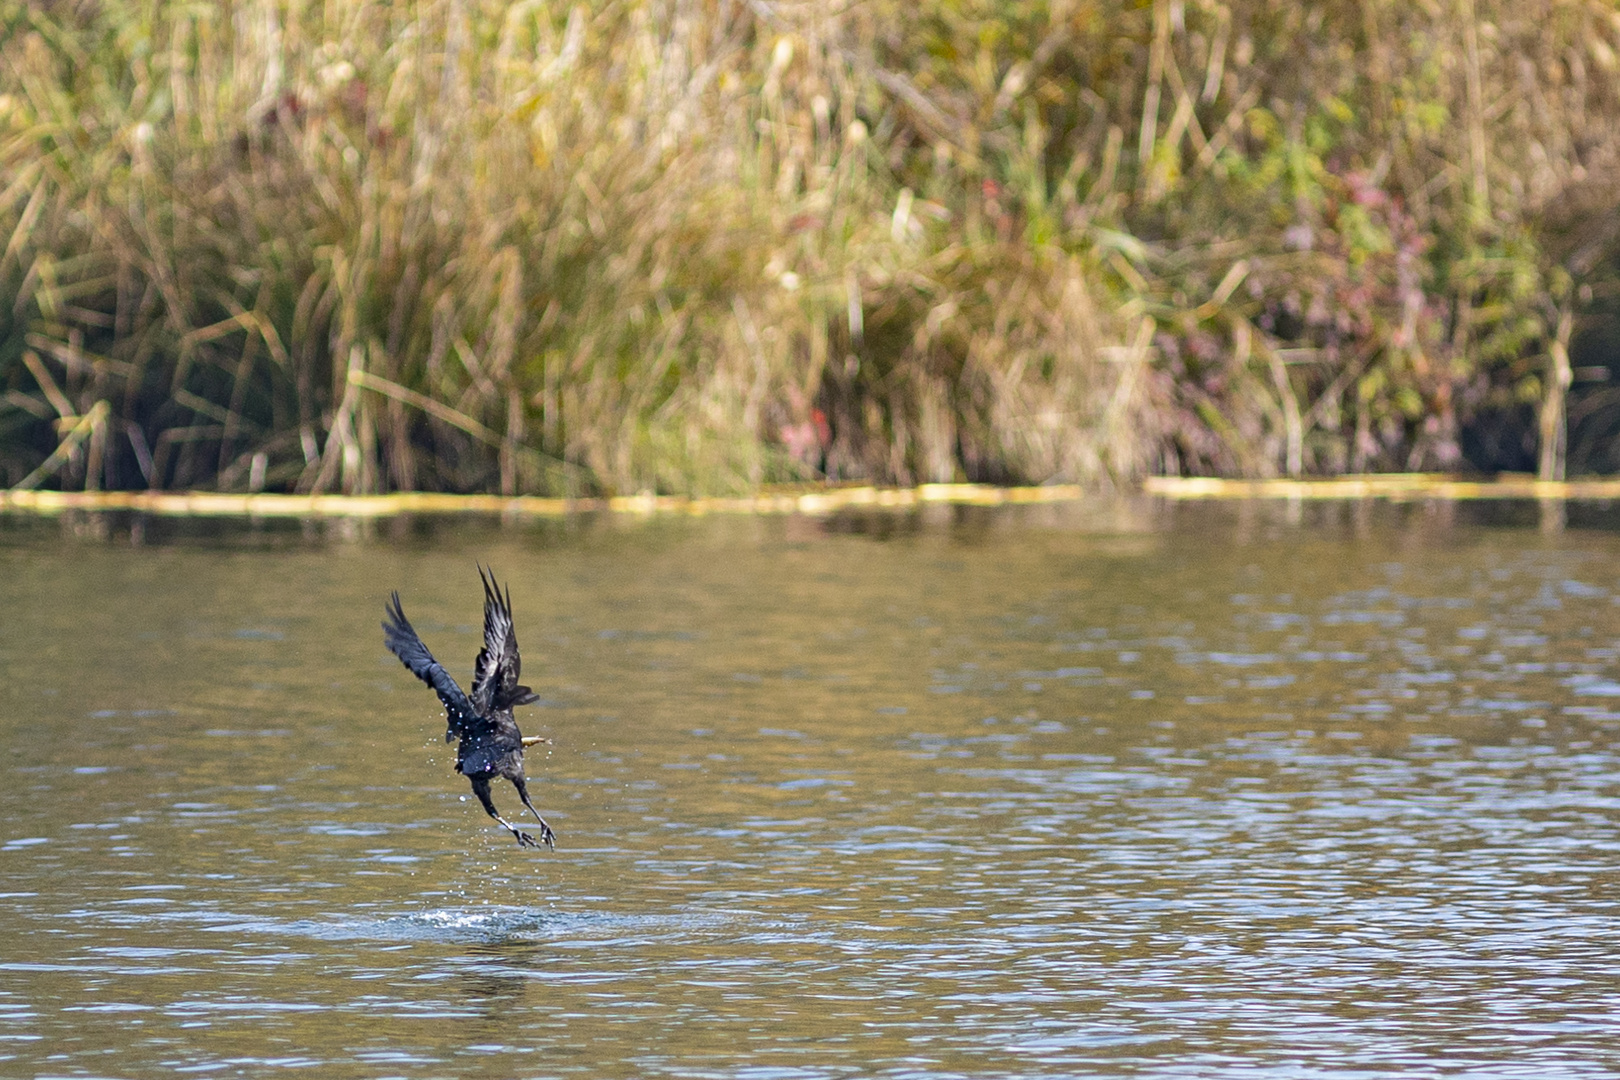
[5,498,1620,1076]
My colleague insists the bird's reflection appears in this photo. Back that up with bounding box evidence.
[447,940,552,1025]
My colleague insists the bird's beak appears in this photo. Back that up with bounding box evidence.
[521,735,551,747]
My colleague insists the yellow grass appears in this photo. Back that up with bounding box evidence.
[4,477,1617,521]
[0,482,1087,518]
[1143,476,1620,501]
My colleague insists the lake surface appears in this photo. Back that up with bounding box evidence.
[4,497,1620,1078]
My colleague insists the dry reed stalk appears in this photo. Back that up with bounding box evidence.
[13,400,109,490]
[1538,307,1575,482]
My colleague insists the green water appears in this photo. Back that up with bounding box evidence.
[4,499,1620,1077]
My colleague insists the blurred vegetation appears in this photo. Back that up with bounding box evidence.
[4,0,1620,495]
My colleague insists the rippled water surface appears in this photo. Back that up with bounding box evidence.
[6,499,1620,1077]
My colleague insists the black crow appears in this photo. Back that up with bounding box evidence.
[383,567,555,850]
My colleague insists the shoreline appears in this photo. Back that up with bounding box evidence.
[3,475,1619,519]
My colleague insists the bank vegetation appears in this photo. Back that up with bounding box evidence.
[4,0,1620,495]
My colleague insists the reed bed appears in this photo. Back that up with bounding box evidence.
[4,0,1620,496]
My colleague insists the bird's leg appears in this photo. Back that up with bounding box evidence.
[512,777,557,851]
[469,776,539,849]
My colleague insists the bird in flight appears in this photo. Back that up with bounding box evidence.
[383,567,556,849]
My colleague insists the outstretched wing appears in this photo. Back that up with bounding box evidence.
[383,592,479,742]
[470,566,528,715]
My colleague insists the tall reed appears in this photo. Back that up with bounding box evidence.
[3,0,1618,493]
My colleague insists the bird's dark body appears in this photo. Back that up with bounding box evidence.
[382,568,555,850]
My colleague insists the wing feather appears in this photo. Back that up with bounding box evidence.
[383,592,479,741]
[471,566,525,714]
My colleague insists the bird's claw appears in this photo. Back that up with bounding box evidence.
[538,824,556,851]
[513,829,541,849]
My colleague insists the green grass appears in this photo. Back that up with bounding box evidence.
[3,0,1619,495]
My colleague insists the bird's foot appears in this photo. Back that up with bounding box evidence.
[538,822,556,851]
[512,828,541,849]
